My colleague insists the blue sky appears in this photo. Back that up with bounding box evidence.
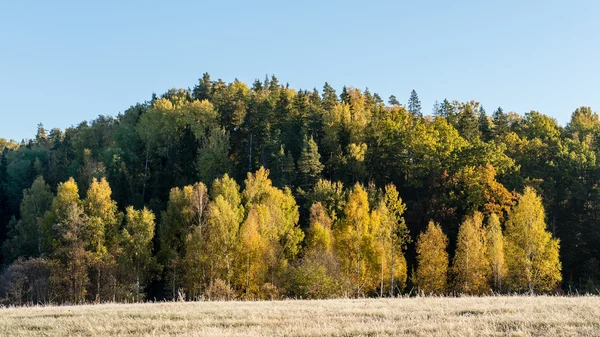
[1,0,598,141]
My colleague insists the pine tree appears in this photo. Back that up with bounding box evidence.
[485,213,506,292]
[388,95,400,106]
[504,187,562,293]
[407,90,422,118]
[415,221,448,295]
[452,212,489,294]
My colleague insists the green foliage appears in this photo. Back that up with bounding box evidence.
[6,73,598,303]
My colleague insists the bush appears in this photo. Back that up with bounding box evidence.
[0,258,60,305]
[205,279,234,301]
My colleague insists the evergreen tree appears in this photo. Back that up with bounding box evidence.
[388,95,399,106]
[492,107,509,138]
[478,106,494,142]
[298,136,324,189]
[407,90,422,117]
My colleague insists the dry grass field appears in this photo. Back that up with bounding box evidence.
[0,296,598,336]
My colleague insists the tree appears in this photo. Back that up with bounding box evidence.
[492,107,509,138]
[334,183,378,296]
[388,95,399,106]
[297,136,324,189]
[196,128,231,184]
[451,212,489,294]
[415,221,448,295]
[478,106,494,142]
[287,202,341,299]
[5,176,53,259]
[83,177,121,301]
[485,213,506,292]
[41,178,90,303]
[407,90,422,117]
[504,187,562,293]
[382,184,409,296]
[120,206,155,302]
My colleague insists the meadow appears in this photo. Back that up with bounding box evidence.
[0,296,598,336]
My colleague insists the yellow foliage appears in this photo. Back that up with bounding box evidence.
[504,187,562,293]
[415,221,448,295]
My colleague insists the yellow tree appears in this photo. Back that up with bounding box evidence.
[237,205,267,297]
[83,177,122,301]
[120,206,155,302]
[415,221,448,295]
[239,168,303,297]
[290,202,340,299]
[485,213,506,292]
[383,184,409,296]
[41,178,90,303]
[334,183,378,296]
[205,174,244,287]
[182,182,210,299]
[504,187,562,293]
[451,212,489,294]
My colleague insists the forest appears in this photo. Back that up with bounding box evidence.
[0,73,594,304]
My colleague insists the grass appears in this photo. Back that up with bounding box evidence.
[0,296,599,336]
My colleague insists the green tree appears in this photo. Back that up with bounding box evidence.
[5,176,53,259]
[298,136,324,189]
[407,90,422,117]
[196,127,231,184]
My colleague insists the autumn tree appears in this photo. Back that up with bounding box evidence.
[334,183,378,296]
[83,177,122,301]
[485,213,506,292]
[504,187,562,293]
[41,178,90,303]
[451,212,489,294]
[415,221,448,295]
[287,202,340,299]
[120,206,155,302]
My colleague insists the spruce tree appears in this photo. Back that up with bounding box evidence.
[298,136,324,189]
[407,90,422,117]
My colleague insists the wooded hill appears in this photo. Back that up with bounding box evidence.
[0,73,593,303]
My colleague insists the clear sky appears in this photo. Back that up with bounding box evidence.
[1,0,598,141]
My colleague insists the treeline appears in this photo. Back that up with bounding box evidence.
[0,171,560,304]
[0,73,595,303]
